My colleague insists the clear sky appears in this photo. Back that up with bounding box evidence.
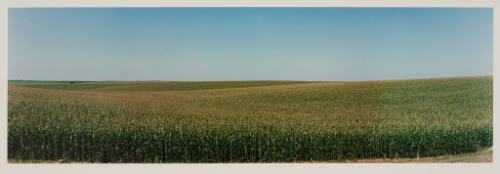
[8,8,493,81]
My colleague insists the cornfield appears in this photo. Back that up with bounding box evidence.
[7,76,493,162]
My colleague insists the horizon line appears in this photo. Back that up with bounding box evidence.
[7,75,493,83]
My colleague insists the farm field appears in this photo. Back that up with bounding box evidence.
[7,76,493,163]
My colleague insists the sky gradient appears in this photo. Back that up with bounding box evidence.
[8,8,493,81]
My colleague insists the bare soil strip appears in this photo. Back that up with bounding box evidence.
[8,147,492,163]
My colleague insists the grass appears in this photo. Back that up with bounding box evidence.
[423,147,492,162]
[7,76,493,162]
[8,80,312,91]
[338,147,493,163]
[8,80,91,85]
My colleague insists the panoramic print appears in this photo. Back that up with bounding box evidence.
[8,8,492,163]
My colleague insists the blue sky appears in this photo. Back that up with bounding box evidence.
[8,8,493,81]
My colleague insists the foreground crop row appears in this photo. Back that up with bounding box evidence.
[8,125,492,162]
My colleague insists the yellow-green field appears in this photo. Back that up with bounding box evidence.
[7,76,493,162]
